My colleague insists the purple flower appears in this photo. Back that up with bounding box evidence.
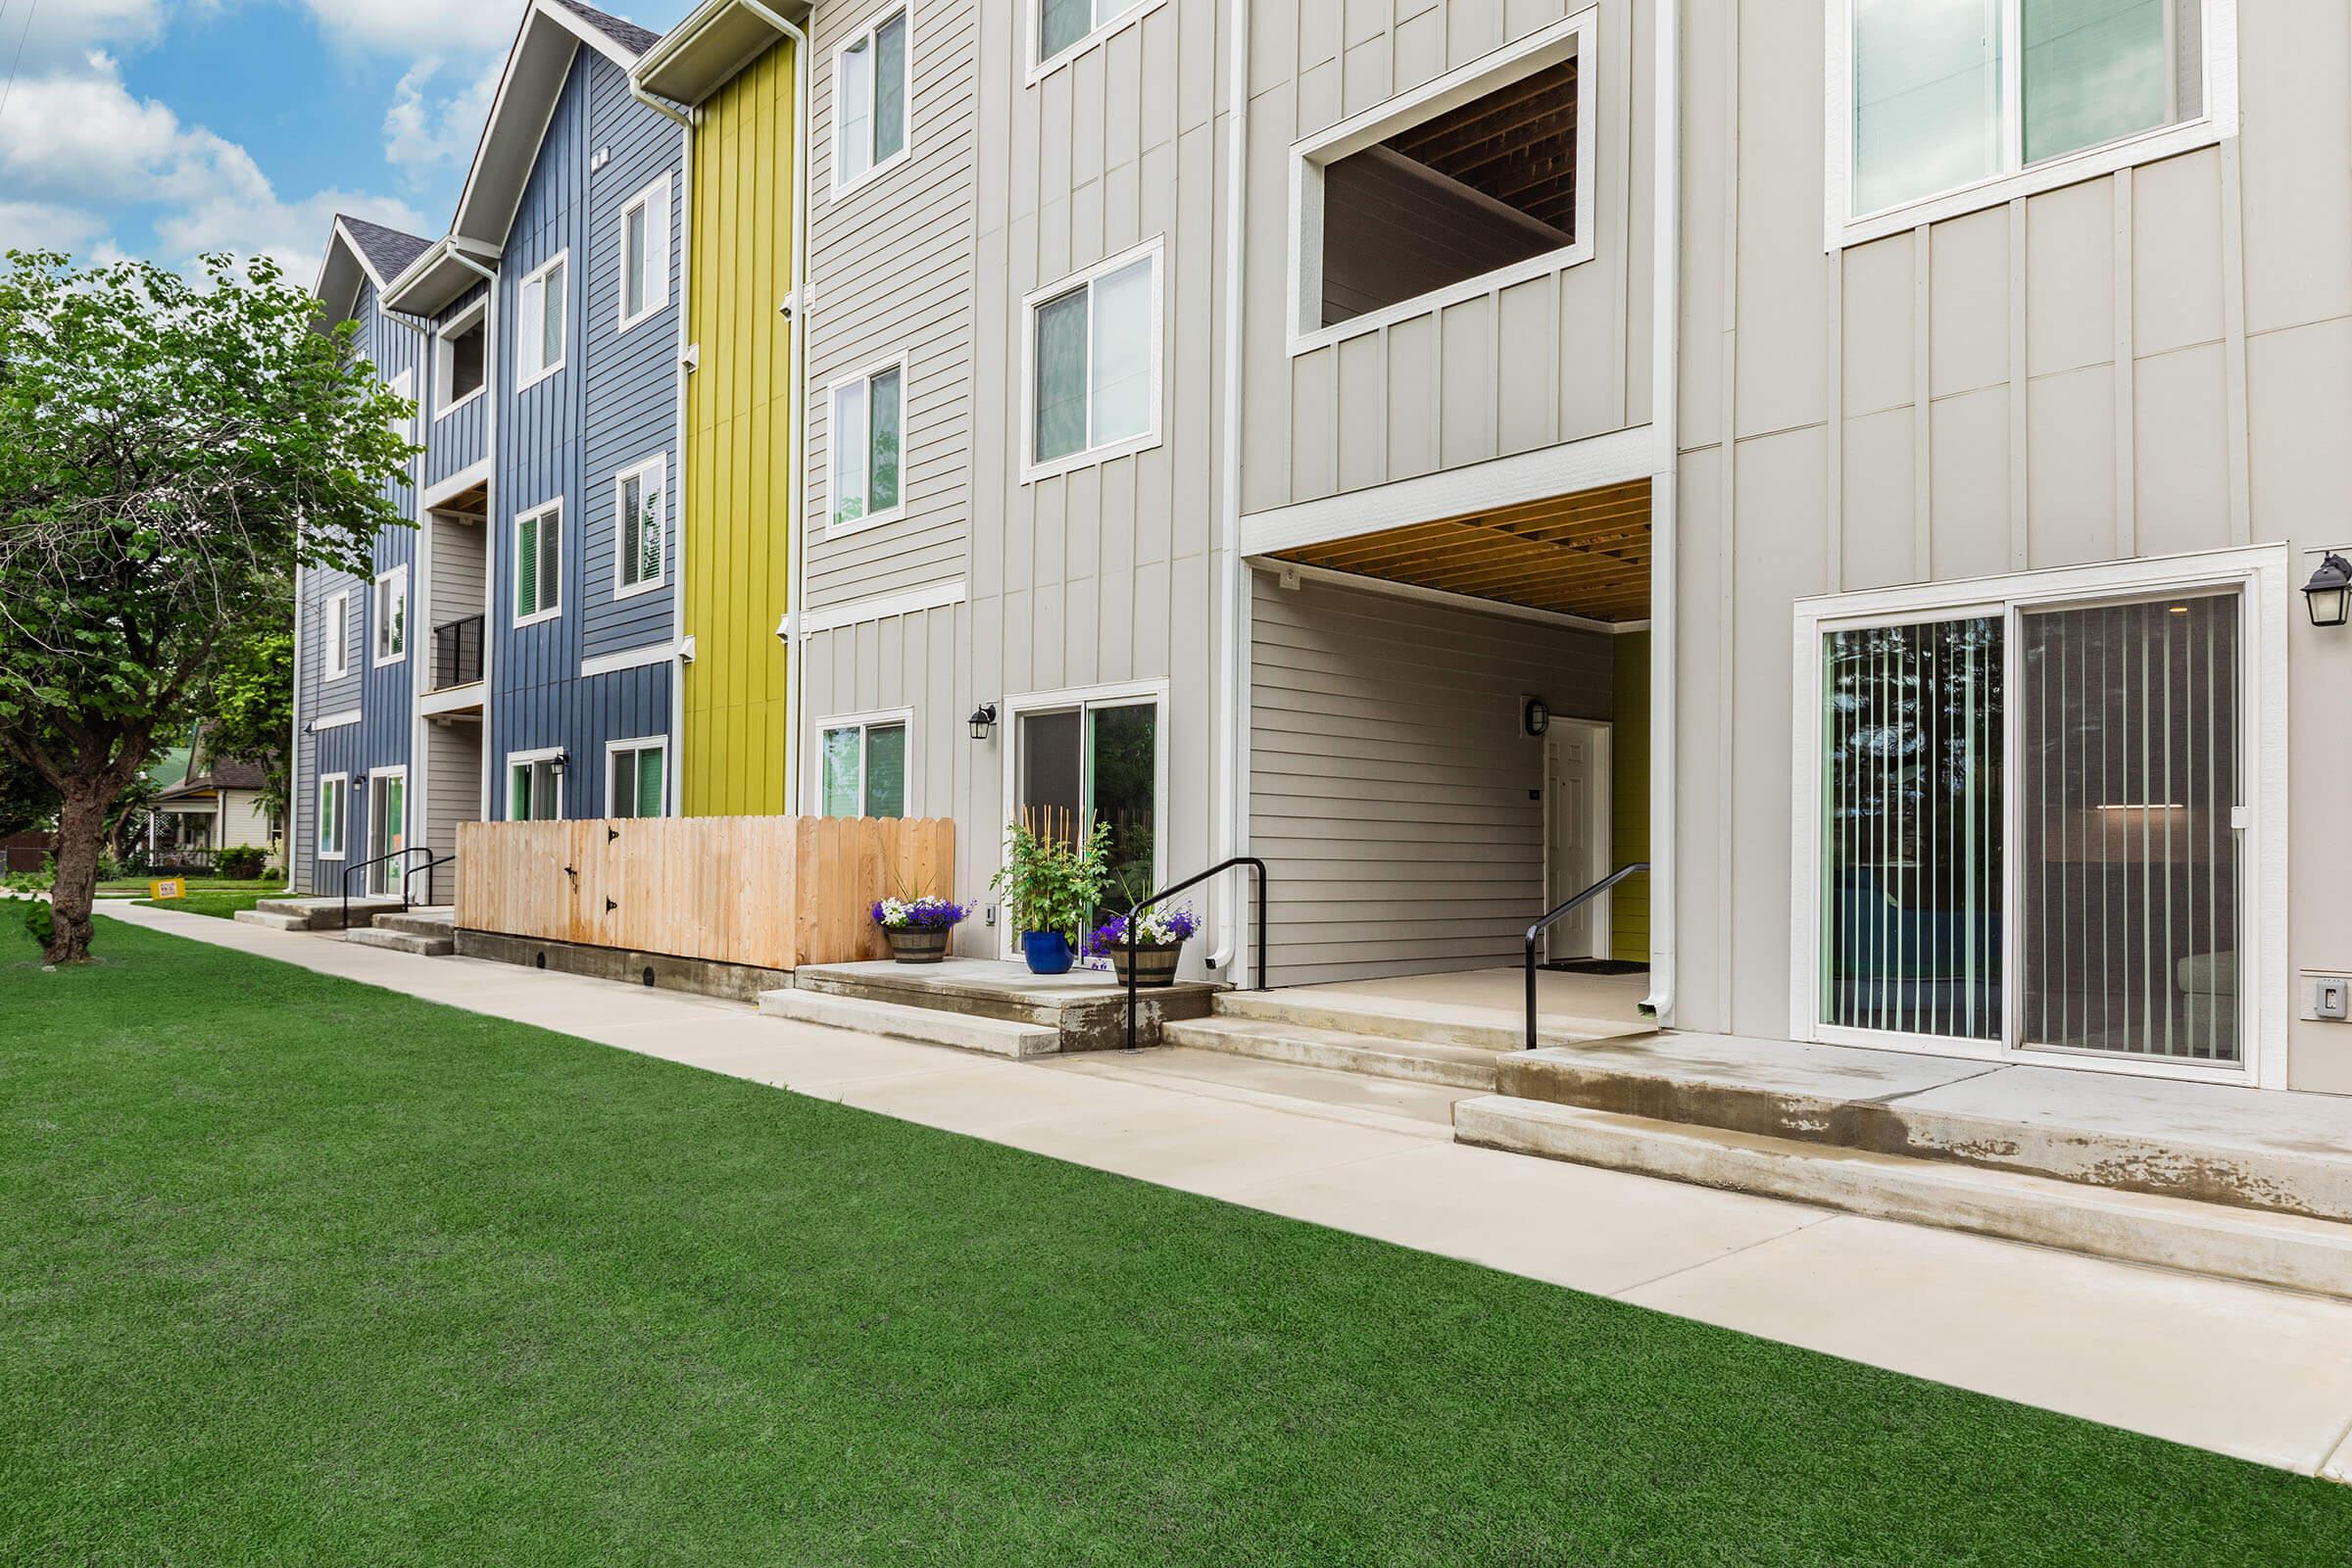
[1081,902,1198,957]
[874,896,969,930]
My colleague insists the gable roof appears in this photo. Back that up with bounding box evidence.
[312,213,435,327]
[553,0,662,56]
[632,0,806,108]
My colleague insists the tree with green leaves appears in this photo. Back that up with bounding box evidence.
[0,250,416,964]
[194,599,296,819]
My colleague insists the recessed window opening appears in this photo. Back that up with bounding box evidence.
[439,308,487,408]
[1315,54,1581,329]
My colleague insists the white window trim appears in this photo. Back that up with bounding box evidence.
[1018,234,1166,485]
[616,173,672,334]
[317,772,349,860]
[1027,0,1164,84]
[371,565,409,668]
[996,678,1170,956]
[831,5,913,201]
[1824,0,2239,250]
[824,353,911,539]
[433,298,490,420]
[325,589,353,681]
[605,734,669,819]
[1786,545,2290,1091]
[514,497,564,628]
[612,454,668,600]
[815,706,915,816]
[506,746,566,822]
[514,250,570,392]
[388,368,416,447]
[1288,8,1597,357]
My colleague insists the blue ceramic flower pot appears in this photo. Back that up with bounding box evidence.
[1021,930,1074,974]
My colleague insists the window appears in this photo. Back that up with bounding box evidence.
[1009,689,1160,903]
[436,302,487,412]
[612,457,666,596]
[1292,13,1593,348]
[508,751,564,821]
[1837,0,2228,234]
[618,176,670,331]
[388,368,415,445]
[1023,239,1160,480]
[514,499,563,625]
[373,566,408,666]
[325,590,352,680]
[1792,548,2288,1082]
[1035,0,1149,72]
[317,774,348,859]
[819,713,909,817]
[829,360,905,531]
[608,738,666,818]
[834,8,908,194]
[517,252,567,388]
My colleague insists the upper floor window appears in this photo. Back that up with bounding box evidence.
[1036,0,1148,73]
[1836,0,2230,238]
[436,302,487,414]
[614,455,666,596]
[829,358,905,532]
[618,175,670,332]
[373,566,408,666]
[1291,12,1593,352]
[1023,238,1160,481]
[517,252,567,389]
[834,8,909,195]
[508,750,564,822]
[608,738,667,819]
[514,499,563,626]
[325,589,352,681]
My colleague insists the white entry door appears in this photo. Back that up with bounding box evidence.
[1544,721,1611,960]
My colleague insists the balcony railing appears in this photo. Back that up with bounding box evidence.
[432,615,484,691]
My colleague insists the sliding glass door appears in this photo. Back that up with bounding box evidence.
[1815,586,2246,1070]
[1012,692,1162,910]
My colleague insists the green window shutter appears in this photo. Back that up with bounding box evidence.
[636,748,665,818]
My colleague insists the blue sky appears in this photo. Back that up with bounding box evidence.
[0,0,697,279]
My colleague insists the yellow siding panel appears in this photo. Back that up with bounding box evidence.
[683,41,797,817]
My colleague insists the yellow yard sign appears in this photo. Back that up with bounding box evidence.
[147,878,186,902]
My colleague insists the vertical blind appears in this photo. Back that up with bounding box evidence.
[1821,617,2005,1039]
[2019,596,2240,1062]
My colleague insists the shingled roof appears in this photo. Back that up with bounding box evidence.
[551,0,662,56]
[337,215,434,287]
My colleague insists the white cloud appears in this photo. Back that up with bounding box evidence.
[4,0,166,74]
[0,49,427,275]
[383,55,499,180]
[295,0,519,58]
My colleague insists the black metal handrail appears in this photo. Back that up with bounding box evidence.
[1525,862,1649,1051]
[1123,857,1268,1052]
[342,845,431,930]
[403,849,457,909]
[432,615,485,690]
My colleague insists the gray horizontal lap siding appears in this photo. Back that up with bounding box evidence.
[487,47,674,820]
[1249,573,1613,986]
[425,281,491,487]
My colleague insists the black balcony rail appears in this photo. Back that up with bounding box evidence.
[1123,857,1269,1053]
[433,615,485,690]
[343,845,431,930]
[403,849,457,909]
[1525,862,1649,1051]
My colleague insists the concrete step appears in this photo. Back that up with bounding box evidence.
[1210,987,1648,1054]
[251,896,404,931]
[1164,1015,1504,1092]
[232,908,310,932]
[370,909,455,940]
[792,958,1218,1051]
[343,926,456,957]
[1455,1095,2352,1302]
[1497,1033,2352,1225]
[757,987,1061,1058]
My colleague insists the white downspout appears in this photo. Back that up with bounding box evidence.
[1206,0,1252,977]
[1642,0,1681,1024]
[627,79,693,819]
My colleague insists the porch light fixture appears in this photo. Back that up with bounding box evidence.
[549,750,568,778]
[967,702,998,741]
[1523,697,1550,738]
[2303,552,2352,628]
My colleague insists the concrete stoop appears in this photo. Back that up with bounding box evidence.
[1163,990,1656,1093]
[231,908,311,932]
[757,988,1059,1057]
[241,896,405,932]
[784,958,1221,1054]
[345,909,456,957]
[1455,1096,2352,1301]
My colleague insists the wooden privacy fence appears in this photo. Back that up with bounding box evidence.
[455,816,956,970]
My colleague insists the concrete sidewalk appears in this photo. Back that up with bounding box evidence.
[93,902,2352,1482]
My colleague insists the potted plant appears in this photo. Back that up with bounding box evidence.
[871,893,969,963]
[989,812,1111,975]
[1084,900,1198,988]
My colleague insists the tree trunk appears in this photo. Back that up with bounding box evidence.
[45,779,110,965]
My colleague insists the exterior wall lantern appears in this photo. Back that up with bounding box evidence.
[2303,552,2352,628]
[1523,697,1550,738]
[549,750,568,778]
[968,703,998,741]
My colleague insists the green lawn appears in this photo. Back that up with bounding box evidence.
[129,889,271,919]
[5,920,2349,1566]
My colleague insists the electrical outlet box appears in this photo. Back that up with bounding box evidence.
[2320,978,2350,1022]
[985,903,998,927]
